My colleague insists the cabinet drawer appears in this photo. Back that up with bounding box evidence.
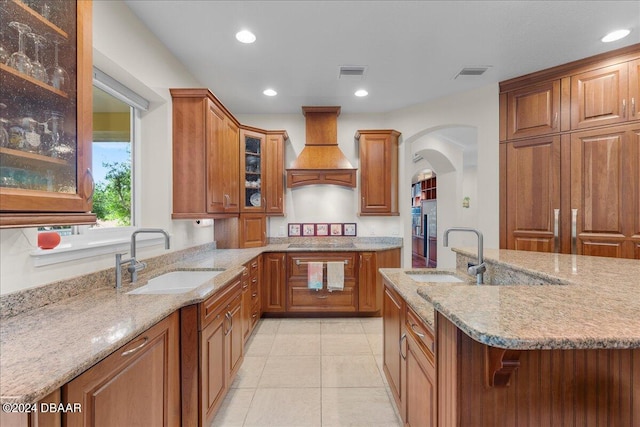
[406,306,435,359]
[289,285,357,312]
[249,258,260,275]
[200,277,242,329]
[287,252,357,280]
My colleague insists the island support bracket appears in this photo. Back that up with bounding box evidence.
[485,346,522,387]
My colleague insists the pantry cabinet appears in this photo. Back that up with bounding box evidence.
[500,44,640,259]
[0,0,95,228]
[356,130,401,216]
[64,312,181,427]
[569,124,639,258]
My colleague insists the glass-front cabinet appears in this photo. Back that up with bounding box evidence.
[0,0,94,228]
[240,128,265,212]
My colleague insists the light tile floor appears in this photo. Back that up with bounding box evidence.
[211,317,402,427]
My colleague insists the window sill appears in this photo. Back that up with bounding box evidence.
[30,228,169,267]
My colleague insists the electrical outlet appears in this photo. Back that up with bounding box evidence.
[391,227,399,236]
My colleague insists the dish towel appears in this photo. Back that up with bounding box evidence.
[307,262,323,290]
[327,261,344,291]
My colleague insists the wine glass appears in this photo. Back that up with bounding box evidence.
[27,33,48,82]
[46,34,69,91]
[7,22,33,75]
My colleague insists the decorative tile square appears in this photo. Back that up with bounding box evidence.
[243,388,321,427]
[270,334,321,356]
[258,356,321,388]
[322,334,372,355]
[321,387,401,426]
[322,355,384,387]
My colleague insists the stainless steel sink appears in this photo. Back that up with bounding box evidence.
[406,272,466,283]
[127,270,224,295]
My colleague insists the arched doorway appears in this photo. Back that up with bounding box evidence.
[405,125,478,268]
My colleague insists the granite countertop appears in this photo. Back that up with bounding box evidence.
[381,248,640,352]
[0,240,400,404]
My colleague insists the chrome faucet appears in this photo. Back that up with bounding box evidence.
[115,228,171,289]
[443,227,485,284]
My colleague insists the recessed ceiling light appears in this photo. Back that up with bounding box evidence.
[236,30,256,44]
[355,89,368,97]
[601,29,630,43]
[263,88,277,97]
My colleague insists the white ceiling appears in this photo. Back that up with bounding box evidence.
[124,1,639,115]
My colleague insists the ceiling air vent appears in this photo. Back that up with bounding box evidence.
[338,66,366,79]
[454,66,491,79]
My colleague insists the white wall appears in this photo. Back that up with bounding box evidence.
[387,84,500,268]
[0,0,212,295]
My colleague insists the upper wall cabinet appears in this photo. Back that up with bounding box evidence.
[240,128,265,213]
[171,89,286,227]
[264,131,286,215]
[506,80,561,140]
[0,0,95,228]
[570,62,631,130]
[356,130,400,216]
[171,89,239,218]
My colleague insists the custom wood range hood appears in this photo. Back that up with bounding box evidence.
[286,106,357,188]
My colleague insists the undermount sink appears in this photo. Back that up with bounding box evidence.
[407,272,466,283]
[127,270,224,295]
[288,243,356,249]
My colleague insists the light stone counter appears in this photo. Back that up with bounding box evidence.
[381,248,640,353]
[0,239,401,404]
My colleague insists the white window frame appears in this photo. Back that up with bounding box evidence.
[30,69,155,267]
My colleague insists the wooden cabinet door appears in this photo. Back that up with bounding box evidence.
[404,332,437,427]
[227,292,244,380]
[0,1,95,228]
[505,136,561,252]
[65,313,180,427]
[358,252,377,312]
[240,129,265,213]
[265,132,285,215]
[383,283,405,419]
[358,130,400,216]
[201,307,227,425]
[262,253,286,312]
[571,63,629,130]
[631,59,640,121]
[206,100,238,213]
[506,80,561,139]
[570,124,639,258]
[239,214,266,247]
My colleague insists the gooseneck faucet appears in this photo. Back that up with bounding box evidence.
[443,227,485,284]
[115,228,171,289]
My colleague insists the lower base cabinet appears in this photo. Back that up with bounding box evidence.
[383,281,437,426]
[0,390,62,427]
[63,312,181,427]
[181,274,243,427]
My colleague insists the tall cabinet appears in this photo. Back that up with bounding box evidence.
[500,44,640,259]
[0,0,94,228]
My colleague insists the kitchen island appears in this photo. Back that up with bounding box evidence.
[380,248,640,426]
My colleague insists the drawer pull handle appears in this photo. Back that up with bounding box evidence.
[121,337,149,356]
[296,260,349,265]
[399,333,407,360]
[316,295,329,299]
[252,313,258,319]
[252,278,258,284]
[410,323,425,338]
[252,293,258,298]
[553,209,560,254]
